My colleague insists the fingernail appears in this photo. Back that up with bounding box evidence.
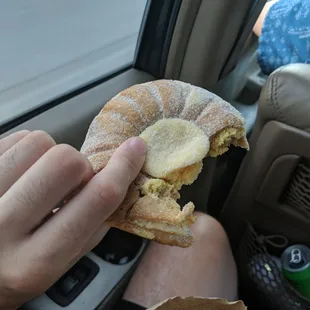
[128,137,147,156]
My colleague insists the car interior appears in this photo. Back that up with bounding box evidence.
[1,0,310,309]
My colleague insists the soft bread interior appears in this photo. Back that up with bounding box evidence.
[142,179,180,200]
[163,162,203,190]
[125,180,196,247]
[209,127,249,157]
[139,179,196,226]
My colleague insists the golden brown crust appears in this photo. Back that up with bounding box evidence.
[106,173,148,223]
[127,196,194,225]
[81,80,248,172]
[106,179,196,248]
[107,221,194,248]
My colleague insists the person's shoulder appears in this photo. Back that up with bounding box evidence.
[258,0,310,75]
[268,0,310,20]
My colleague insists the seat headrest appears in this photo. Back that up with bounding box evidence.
[259,63,310,132]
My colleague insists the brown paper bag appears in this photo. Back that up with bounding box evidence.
[147,297,247,310]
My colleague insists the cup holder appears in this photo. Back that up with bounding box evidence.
[92,228,144,265]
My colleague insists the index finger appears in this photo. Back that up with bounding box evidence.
[0,130,30,156]
[31,137,146,264]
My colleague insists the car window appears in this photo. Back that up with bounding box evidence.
[0,0,147,127]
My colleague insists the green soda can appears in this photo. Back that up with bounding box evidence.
[281,244,310,300]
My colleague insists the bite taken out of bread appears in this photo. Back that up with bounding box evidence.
[80,80,249,247]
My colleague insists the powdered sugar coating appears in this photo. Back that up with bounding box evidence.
[146,82,164,114]
[115,95,146,123]
[80,79,246,172]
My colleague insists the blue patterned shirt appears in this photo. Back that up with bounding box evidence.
[258,0,310,74]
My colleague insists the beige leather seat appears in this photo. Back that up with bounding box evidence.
[220,63,310,249]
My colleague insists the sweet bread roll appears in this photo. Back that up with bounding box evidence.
[81,80,249,247]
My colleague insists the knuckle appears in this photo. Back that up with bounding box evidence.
[28,130,56,152]
[3,264,37,295]
[53,143,76,156]
[2,251,52,296]
[0,140,5,153]
[0,131,53,173]
[15,130,31,138]
[1,145,18,171]
[0,212,11,231]
[54,144,89,173]
[0,131,30,156]
[53,144,77,162]
[18,129,31,134]
[43,145,93,193]
[4,271,29,294]
[0,130,30,145]
[6,274,44,297]
[6,130,31,143]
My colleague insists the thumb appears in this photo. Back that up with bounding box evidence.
[104,136,147,189]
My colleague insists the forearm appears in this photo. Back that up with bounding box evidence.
[253,0,278,36]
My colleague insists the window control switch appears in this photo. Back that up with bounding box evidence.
[46,256,99,307]
[59,275,79,295]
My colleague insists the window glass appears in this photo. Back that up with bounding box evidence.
[0,0,147,126]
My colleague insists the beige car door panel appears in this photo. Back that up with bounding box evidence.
[2,69,153,149]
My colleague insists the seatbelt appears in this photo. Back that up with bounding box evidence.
[220,0,267,78]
